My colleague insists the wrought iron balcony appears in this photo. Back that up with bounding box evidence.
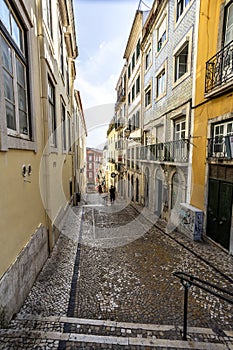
[205,40,233,93]
[139,140,189,163]
[208,135,233,159]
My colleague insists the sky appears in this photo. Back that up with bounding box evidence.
[73,0,153,149]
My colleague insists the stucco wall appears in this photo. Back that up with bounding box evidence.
[0,225,48,327]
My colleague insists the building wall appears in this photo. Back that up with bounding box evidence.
[191,0,233,254]
[0,0,79,325]
[191,0,225,209]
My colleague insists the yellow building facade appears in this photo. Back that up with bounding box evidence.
[0,0,85,325]
[191,0,233,253]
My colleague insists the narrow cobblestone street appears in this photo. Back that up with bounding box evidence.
[0,194,233,349]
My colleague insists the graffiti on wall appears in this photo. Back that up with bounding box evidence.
[179,204,203,240]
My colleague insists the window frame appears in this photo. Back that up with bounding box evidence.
[48,77,57,148]
[156,62,167,100]
[223,1,233,46]
[145,44,152,71]
[173,29,192,86]
[61,100,66,152]
[145,83,152,109]
[157,15,167,53]
[175,0,192,23]
[0,0,36,151]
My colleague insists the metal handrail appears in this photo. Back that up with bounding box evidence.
[173,271,233,340]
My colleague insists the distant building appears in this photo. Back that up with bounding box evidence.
[86,148,103,192]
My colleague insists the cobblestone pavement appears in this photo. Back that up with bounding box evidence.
[0,194,233,349]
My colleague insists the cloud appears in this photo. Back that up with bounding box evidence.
[75,36,125,109]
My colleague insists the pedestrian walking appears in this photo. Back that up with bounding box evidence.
[98,184,103,194]
[109,185,116,204]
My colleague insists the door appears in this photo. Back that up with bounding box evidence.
[155,178,163,217]
[207,179,233,250]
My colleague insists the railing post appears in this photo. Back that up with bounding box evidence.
[181,280,191,341]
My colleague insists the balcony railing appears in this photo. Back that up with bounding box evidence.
[208,135,233,159]
[205,40,233,93]
[139,140,189,163]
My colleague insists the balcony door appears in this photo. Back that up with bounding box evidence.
[224,2,233,45]
[174,119,186,161]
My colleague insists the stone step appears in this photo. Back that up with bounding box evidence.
[0,314,232,349]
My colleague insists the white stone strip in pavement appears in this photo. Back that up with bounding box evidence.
[15,314,231,336]
[0,329,231,349]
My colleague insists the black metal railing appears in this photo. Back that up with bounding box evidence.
[173,271,233,340]
[208,135,233,159]
[205,40,233,93]
[139,140,189,163]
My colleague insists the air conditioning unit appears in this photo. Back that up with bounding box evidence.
[179,203,203,241]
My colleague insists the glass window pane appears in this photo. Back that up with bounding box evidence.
[3,71,14,101]
[1,37,12,73]
[18,85,26,111]
[19,110,28,135]
[16,58,25,86]
[6,101,16,130]
[11,15,23,52]
[0,0,10,31]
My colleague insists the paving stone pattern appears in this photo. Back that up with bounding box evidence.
[0,194,233,349]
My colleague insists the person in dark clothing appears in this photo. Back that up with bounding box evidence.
[98,184,103,194]
[109,185,116,203]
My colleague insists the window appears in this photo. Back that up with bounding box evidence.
[0,0,30,139]
[145,47,151,70]
[61,102,66,151]
[157,16,167,52]
[128,92,131,105]
[68,113,71,152]
[44,0,53,37]
[136,38,141,60]
[135,111,140,129]
[174,42,188,81]
[224,2,233,45]
[89,172,93,179]
[89,163,93,169]
[128,64,131,79]
[132,52,135,70]
[59,24,64,76]
[48,78,56,147]
[156,69,166,97]
[176,0,191,22]
[145,85,151,107]
[89,155,93,161]
[132,85,135,101]
[66,58,70,96]
[175,120,186,140]
[136,75,140,94]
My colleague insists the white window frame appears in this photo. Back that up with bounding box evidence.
[224,1,233,45]
[156,15,167,53]
[48,77,57,148]
[155,61,167,100]
[145,44,152,71]
[175,0,193,24]
[145,83,152,109]
[0,0,36,151]
[173,29,193,86]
